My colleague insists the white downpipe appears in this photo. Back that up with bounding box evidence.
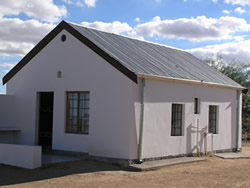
[211,134,214,155]
[196,118,200,156]
[236,90,242,152]
[138,78,145,162]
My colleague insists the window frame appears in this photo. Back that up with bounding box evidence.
[194,98,200,114]
[171,103,184,136]
[65,91,90,134]
[208,105,218,134]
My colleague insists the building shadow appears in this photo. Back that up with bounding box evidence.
[186,123,207,154]
[0,159,129,186]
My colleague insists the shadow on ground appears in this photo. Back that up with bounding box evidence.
[0,159,127,186]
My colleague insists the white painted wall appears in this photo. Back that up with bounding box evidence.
[0,143,41,169]
[138,78,238,159]
[0,95,17,126]
[0,95,19,144]
[4,28,240,161]
[6,29,138,159]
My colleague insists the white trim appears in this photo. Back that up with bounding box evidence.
[138,74,245,90]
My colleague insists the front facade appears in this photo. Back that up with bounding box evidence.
[5,29,139,160]
[0,21,244,162]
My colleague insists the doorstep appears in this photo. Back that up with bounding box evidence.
[214,152,250,159]
[129,157,206,171]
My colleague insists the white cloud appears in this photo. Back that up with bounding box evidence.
[62,0,73,4]
[135,17,141,22]
[224,0,250,6]
[0,18,54,43]
[62,0,96,8]
[80,21,133,34]
[187,40,250,64]
[155,0,161,3]
[84,0,96,7]
[234,7,246,14]
[222,10,232,14]
[184,0,188,2]
[0,62,16,73]
[0,41,34,57]
[0,62,15,69]
[212,0,218,3]
[134,16,250,42]
[0,0,67,23]
[0,18,54,56]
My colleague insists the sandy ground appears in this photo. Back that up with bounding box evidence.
[1,144,250,188]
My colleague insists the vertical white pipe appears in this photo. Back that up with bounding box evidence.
[236,90,242,152]
[138,78,145,162]
[211,134,214,155]
[196,118,200,156]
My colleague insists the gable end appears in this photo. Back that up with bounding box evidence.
[2,21,137,85]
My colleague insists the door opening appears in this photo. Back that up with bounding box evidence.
[38,92,54,151]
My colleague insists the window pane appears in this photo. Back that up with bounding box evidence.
[80,108,84,117]
[80,99,84,108]
[85,100,89,109]
[67,117,77,133]
[68,93,73,99]
[84,109,89,117]
[66,91,90,134]
[73,100,78,108]
[80,93,85,100]
[85,93,90,100]
[68,100,73,108]
[171,104,183,136]
[73,93,78,99]
[209,105,217,134]
[175,129,181,136]
[194,98,199,114]
[69,108,73,116]
[72,109,77,116]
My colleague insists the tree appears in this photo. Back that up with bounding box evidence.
[206,58,250,139]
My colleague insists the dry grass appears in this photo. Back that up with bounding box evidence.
[1,143,250,188]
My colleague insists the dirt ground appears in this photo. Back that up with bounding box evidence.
[1,143,250,188]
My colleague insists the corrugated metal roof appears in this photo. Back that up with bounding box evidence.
[68,21,242,88]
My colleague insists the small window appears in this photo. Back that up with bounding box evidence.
[61,34,66,42]
[194,98,200,114]
[209,105,217,134]
[66,91,90,134]
[171,104,183,136]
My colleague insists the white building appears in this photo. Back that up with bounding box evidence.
[0,21,246,163]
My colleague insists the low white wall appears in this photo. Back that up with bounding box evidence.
[0,95,19,144]
[0,144,41,169]
[0,95,17,126]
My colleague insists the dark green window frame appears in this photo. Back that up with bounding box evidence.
[66,91,90,134]
[209,105,217,134]
[171,104,183,136]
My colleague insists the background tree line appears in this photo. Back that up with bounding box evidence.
[206,58,250,139]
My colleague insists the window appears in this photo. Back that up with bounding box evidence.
[66,92,90,134]
[171,104,183,136]
[209,105,217,134]
[194,98,200,114]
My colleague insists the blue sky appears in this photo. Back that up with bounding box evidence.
[1,0,250,93]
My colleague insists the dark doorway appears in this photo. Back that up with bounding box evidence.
[38,92,54,151]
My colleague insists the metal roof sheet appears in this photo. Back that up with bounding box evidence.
[68,22,242,88]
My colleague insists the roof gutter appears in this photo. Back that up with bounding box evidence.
[138,74,245,91]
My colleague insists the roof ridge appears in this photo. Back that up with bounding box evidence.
[65,21,187,53]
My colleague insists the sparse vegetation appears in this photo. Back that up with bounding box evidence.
[206,58,250,139]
